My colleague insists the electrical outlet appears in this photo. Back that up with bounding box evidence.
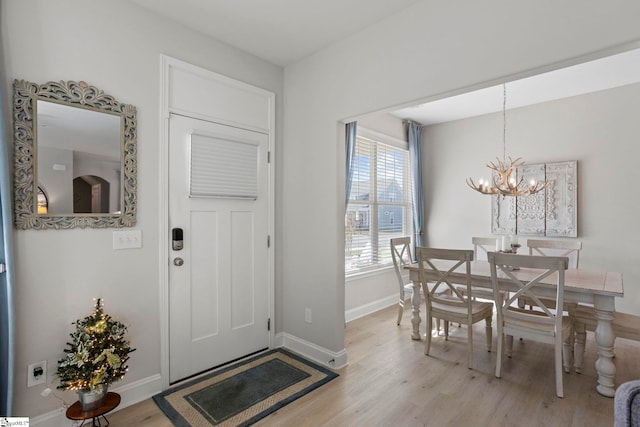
[27,360,47,387]
[305,307,312,323]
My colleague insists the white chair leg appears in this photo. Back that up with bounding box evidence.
[467,320,473,369]
[495,330,503,378]
[397,288,410,325]
[555,337,564,398]
[425,316,433,355]
[485,317,492,352]
[562,335,574,374]
[574,322,586,374]
[506,335,514,358]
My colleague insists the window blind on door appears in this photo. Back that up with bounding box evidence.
[190,133,258,199]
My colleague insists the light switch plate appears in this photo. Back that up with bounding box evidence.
[113,230,142,250]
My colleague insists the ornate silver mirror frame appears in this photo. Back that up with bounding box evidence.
[13,80,137,229]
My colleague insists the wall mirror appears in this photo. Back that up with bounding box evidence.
[13,80,137,229]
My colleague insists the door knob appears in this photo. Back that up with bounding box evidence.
[173,257,184,266]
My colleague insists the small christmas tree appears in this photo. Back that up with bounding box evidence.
[57,298,135,391]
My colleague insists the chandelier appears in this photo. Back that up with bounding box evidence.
[466,84,549,197]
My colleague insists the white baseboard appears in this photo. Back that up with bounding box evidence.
[29,296,402,427]
[276,332,348,370]
[345,294,399,323]
[30,374,162,427]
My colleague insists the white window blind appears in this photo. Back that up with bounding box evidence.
[345,132,414,275]
[190,133,258,199]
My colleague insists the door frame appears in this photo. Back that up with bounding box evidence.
[158,55,275,390]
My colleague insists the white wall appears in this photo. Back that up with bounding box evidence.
[2,0,283,420]
[37,146,73,213]
[282,0,640,356]
[357,112,406,142]
[423,84,640,313]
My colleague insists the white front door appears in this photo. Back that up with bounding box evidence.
[168,113,270,383]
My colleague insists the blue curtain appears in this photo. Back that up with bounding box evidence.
[0,66,16,415]
[408,121,425,256]
[345,121,357,205]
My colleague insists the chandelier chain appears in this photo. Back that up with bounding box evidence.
[466,82,550,197]
[503,84,507,162]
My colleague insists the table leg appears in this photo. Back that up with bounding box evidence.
[594,295,616,397]
[411,280,421,340]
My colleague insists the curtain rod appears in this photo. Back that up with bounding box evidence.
[402,119,427,127]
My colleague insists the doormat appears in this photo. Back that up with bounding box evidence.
[153,349,339,427]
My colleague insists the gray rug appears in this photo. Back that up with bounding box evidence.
[153,349,338,426]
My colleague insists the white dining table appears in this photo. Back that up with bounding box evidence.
[405,261,624,397]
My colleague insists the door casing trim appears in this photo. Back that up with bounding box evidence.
[159,55,275,390]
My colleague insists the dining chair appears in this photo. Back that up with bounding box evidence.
[520,238,582,311]
[472,236,500,261]
[391,237,416,325]
[417,247,493,369]
[527,239,582,268]
[488,252,572,398]
[465,237,509,302]
[527,239,600,369]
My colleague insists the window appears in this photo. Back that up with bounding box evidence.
[345,129,414,275]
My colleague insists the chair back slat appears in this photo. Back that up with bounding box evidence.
[527,239,582,268]
[391,237,412,289]
[418,248,474,307]
[472,237,499,261]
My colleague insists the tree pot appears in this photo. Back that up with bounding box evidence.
[77,384,108,411]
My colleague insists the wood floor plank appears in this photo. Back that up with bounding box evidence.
[108,305,638,426]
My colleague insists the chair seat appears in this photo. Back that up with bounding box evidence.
[457,286,508,302]
[431,298,493,324]
[404,281,449,297]
[518,295,577,312]
[504,309,572,340]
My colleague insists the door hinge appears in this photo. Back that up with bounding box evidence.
[267,151,271,163]
[267,318,271,331]
[267,235,271,248]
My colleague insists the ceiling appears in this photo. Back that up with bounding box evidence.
[128,0,421,67]
[38,100,121,159]
[391,47,640,126]
[127,1,640,126]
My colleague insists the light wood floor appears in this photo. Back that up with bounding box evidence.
[108,305,639,426]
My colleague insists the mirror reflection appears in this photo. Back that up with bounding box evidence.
[13,79,137,230]
[37,100,122,214]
